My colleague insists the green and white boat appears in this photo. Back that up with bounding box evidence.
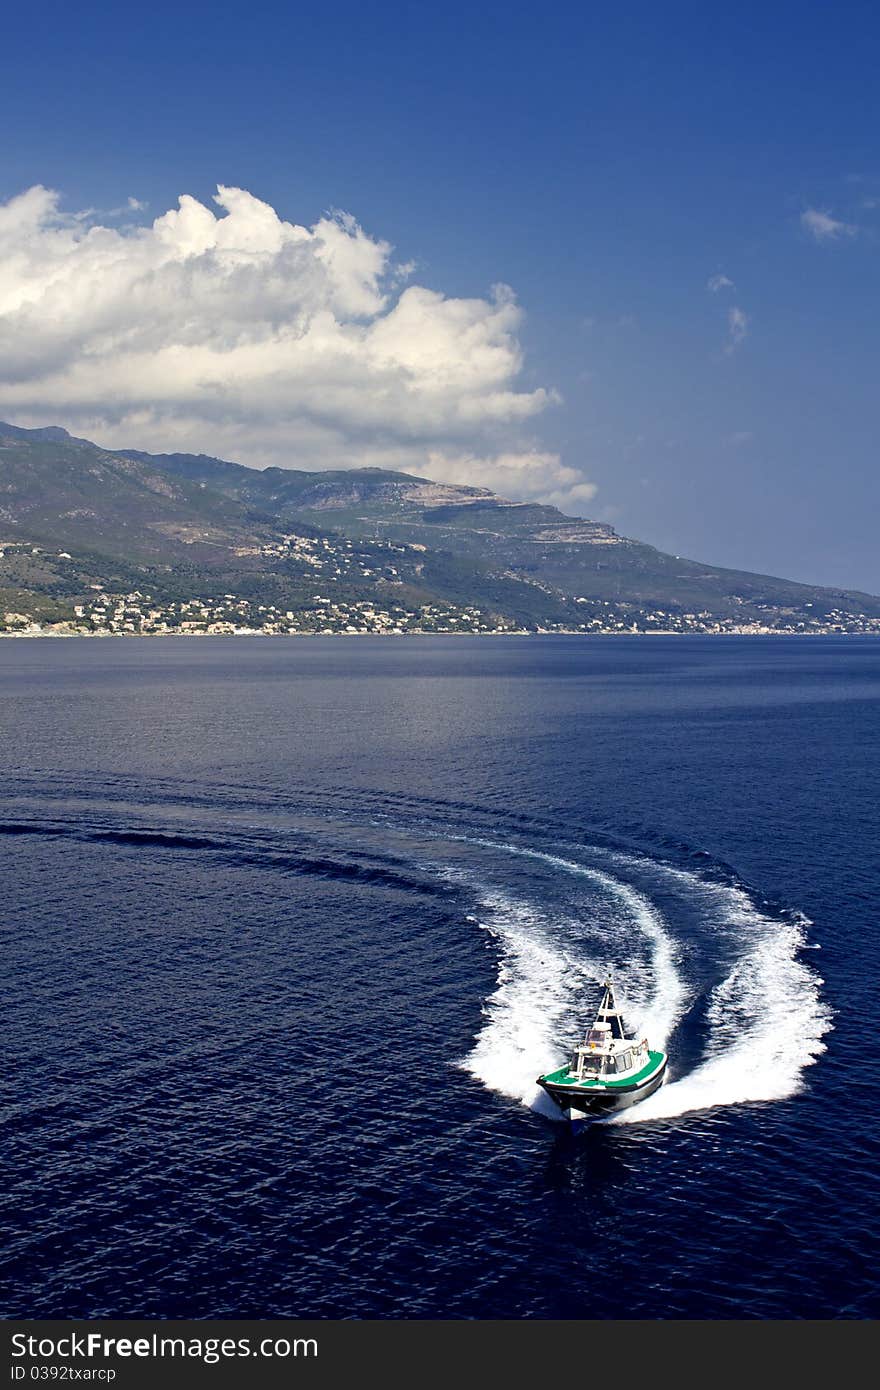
[537,980,667,1127]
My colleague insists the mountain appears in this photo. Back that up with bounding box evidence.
[0,423,265,561]
[2,421,879,635]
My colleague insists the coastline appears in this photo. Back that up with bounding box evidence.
[3,627,879,639]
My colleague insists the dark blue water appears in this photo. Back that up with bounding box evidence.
[1,636,878,1319]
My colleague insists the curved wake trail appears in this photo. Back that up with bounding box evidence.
[611,896,832,1124]
[451,840,686,1113]
[500,845,686,1049]
[457,889,599,1111]
[448,834,831,1126]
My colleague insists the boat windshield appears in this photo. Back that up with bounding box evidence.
[577,1054,612,1076]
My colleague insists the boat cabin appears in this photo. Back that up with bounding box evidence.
[567,983,648,1080]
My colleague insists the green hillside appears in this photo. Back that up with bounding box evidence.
[2,421,878,635]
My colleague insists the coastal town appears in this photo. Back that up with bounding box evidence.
[4,577,880,639]
[4,533,880,637]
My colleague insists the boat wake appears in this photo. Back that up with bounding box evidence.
[453,839,832,1125]
[2,770,833,1130]
[613,897,832,1125]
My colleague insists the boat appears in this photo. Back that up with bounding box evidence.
[537,980,667,1127]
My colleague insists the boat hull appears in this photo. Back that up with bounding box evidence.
[538,1056,667,1121]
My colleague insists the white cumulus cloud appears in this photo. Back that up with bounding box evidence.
[0,183,595,507]
[707,273,734,293]
[426,450,597,509]
[800,207,857,242]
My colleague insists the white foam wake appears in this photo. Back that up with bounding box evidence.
[454,843,686,1114]
[611,895,832,1124]
[453,837,832,1126]
[458,888,600,1112]
[505,846,686,1049]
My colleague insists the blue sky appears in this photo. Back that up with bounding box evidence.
[2,1,878,590]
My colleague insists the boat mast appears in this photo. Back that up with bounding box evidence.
[594,979,626,1039]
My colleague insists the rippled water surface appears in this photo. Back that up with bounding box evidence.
[1,636,878,1318]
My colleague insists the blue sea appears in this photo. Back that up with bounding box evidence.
[1,636,878,1319]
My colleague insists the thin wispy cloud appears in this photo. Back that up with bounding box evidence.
[707,274,747,353]
[725,306,749,353]
[79,196,148,221]
[801,207,857,242]
[0,184,597,509]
